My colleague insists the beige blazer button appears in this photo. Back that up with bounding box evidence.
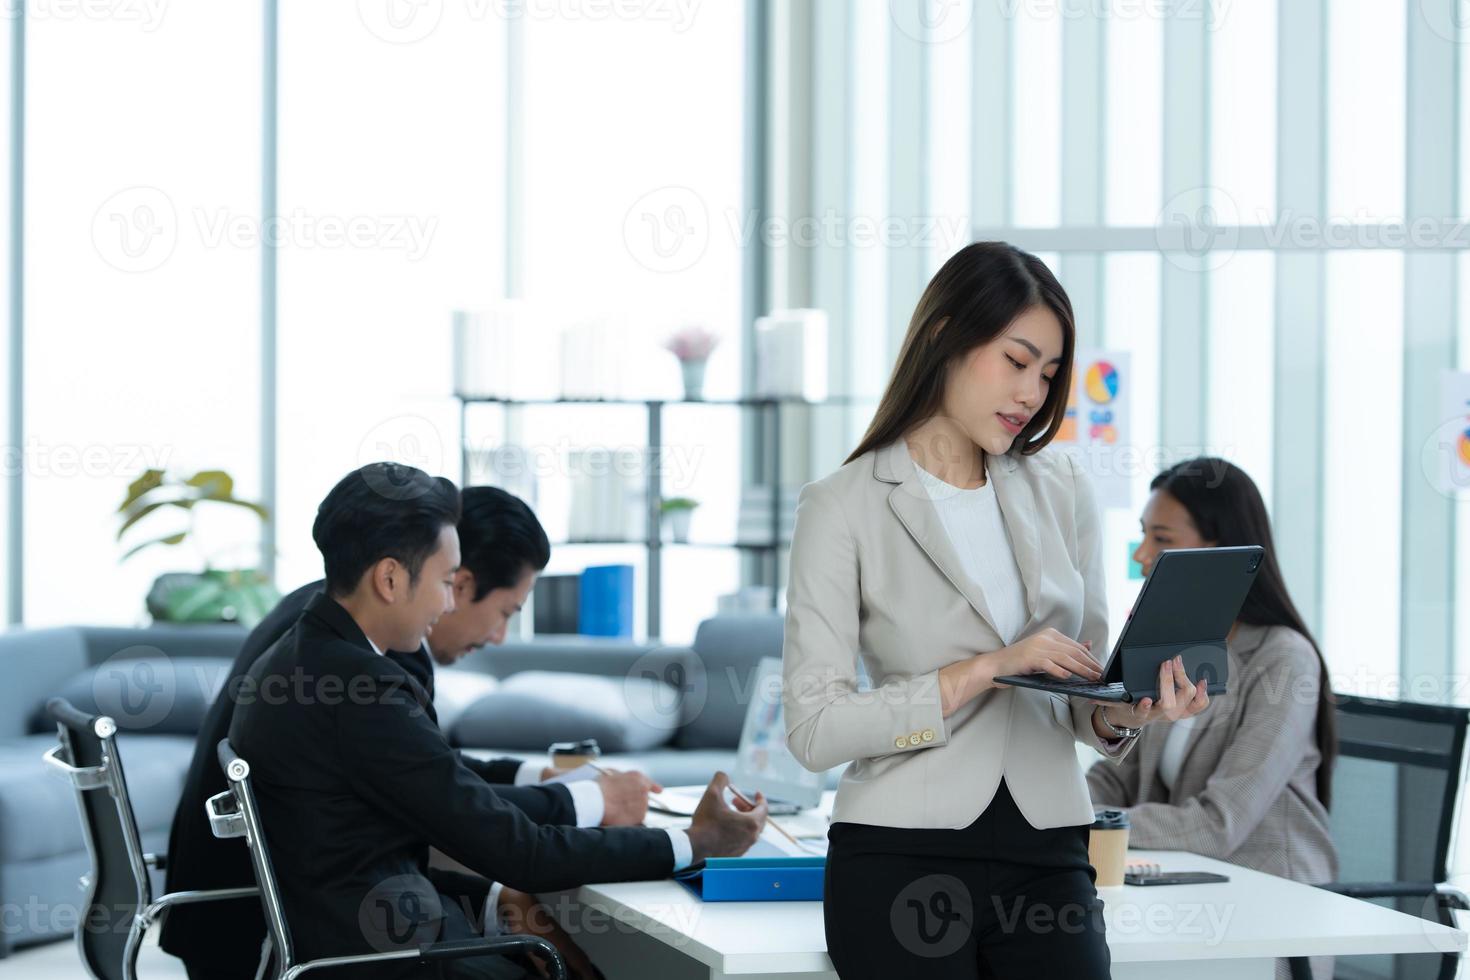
[895,736,907,749]
[921,729,935,742]
[908,733,921,746]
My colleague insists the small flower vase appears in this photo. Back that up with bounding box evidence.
[666,508,693,543]
[680,358,707,401]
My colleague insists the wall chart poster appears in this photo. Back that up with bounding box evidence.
[1433,370,1470,499]
[1054,349,1132,511]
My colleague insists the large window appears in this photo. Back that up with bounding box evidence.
[0,13,12,620]
[273,2,507,593]
[25,5,262,626]
[10,4,744,644]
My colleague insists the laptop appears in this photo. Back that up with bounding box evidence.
[993,545,1264,703]
[654,656,825,816]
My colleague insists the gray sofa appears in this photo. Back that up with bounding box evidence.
[0,613,804,956]
[449,613,794,785]
[0,624,247,955]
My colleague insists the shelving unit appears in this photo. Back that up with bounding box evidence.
[455,394,860,637]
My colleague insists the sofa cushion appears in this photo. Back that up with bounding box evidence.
[0,733,194,864]
[78,624,247,666]
[675,614,785,750]
[33,656,232,736]
[432,669,500,735]
[451,671,679,754]
[0,628,90,740]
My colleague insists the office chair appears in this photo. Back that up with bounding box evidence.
[42,697,261,980]
[208,738,567,980]
[1289,694,1470,980]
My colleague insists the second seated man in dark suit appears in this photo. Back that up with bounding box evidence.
[228,465,765,980]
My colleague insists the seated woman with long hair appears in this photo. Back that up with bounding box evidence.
[1087,457,1339,980]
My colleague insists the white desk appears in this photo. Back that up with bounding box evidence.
[548,790,1467,980]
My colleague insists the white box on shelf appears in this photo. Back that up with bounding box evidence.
[568,447,646,542]
[560,315,630,401]
[453,304,558,401]
[753,308,828,401]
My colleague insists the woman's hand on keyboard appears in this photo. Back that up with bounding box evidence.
[984,629,1103,686]
[938,630,1101,717]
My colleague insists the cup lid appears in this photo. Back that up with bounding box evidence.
[1090,808,1130,830]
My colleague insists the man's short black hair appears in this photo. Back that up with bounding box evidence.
[459,486,551,602]
[312,463,462,598]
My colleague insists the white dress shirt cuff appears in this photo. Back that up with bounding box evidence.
[667,829,694,871]
[568,780,605,828]
[513,760,544,786]
[484,881,505,935]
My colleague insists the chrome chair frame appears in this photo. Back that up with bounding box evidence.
[209,738,565,980]
[44,698,260,980]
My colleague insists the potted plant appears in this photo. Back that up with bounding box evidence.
[663,326,721,400]
[117,468,280,626]
[659,496,700,543]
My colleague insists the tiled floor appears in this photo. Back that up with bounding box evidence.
[0,935,187,978]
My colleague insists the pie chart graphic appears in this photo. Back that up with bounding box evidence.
[1084,361,1120,404]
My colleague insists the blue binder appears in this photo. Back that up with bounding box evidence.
[674,856,825,902]
[578,564,634,637]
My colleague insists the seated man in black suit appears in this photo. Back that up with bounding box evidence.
[226,465,764,979]
[163,484,671,979]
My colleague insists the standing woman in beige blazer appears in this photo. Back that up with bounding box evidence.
[1088,458,1339,980]
[782,242,1210,979]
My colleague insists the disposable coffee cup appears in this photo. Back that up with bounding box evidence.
[549,738,601,770]
[1088,808,1130,887]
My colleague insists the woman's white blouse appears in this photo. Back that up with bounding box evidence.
[912,457,1028,647]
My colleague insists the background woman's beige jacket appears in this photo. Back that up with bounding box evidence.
[1086,623,1337,980]
[782,438,1133,832]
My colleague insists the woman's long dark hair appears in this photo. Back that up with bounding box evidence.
[1150,458,1337,809]
[844,242,1076,465]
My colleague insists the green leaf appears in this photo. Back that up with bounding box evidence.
[231,581,278,627]
[118,470,166,514]
[116,498,193,540]
[168,578,227,620]
[207,495,270,521]
[186,470,235,500]
[120,531,187,563]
